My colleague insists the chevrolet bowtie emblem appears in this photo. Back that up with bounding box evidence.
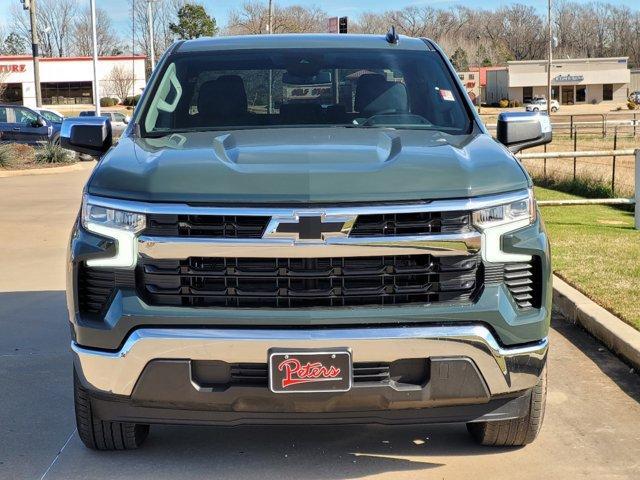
[264,214,356,242]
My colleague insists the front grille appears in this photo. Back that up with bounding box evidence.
[349,211,471,237]
[77,264,115,315]
[145,214,269,238]
[504,258,542,309]
[138,254,481,309]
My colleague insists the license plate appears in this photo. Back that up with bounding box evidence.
[269,349,352,393]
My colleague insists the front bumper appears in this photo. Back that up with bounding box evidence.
[74,324,547,422]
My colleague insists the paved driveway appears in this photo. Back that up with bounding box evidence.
[1,165,639,479]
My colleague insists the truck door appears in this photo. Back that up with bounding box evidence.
[13,107,50,144]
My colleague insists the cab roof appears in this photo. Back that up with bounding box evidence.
[175,34,434,54]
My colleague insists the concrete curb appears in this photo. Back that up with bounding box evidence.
[0,161,93,178]
[553,275,640,370]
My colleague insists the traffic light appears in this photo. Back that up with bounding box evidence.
[339,16,348,34]
[21,0,30,10]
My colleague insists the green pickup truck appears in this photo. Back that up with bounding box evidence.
[62,32,552,450]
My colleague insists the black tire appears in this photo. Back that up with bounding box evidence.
[467,366,547,447]
[50,133,60,146]
[74,371,149,450]
[551,106,558,113]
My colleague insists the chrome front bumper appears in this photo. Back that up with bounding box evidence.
[73,324,547,397]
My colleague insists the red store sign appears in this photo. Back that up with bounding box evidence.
[0,64,27,73]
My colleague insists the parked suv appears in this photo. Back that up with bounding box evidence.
[525,97,559,113]
[63,33,552,451]
[79,110,130,136]
[0,104,60,144]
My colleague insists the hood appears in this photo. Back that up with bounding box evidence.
[87,127,529,203]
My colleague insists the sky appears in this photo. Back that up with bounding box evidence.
[1,0,640,39]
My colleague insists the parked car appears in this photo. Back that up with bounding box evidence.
[79,110,130,136]
[629,91,640,104]
[34,108,64,125]
[62,32,552,451]
[0,104,60,144]
[525,97,559,113]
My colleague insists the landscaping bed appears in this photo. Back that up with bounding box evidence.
[536,186,640,330]
[0,143,77,170]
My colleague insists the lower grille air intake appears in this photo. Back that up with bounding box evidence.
[504,258,542,309]
[77,264,115,315]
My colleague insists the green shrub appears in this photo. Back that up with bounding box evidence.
[0,143,12,167]
[498,99,509,108]
[627,100,637,110]
[34,143,72,164]
[123,95,141,106]
[100,97,117,107]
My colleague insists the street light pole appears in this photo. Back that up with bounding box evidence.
[22,0,42,107]
[267,0,274,114]
[547,0,553,115]
[90,0,100,115]
[147,0,156,71]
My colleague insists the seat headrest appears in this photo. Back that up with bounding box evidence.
[354,73,408,115]
[197,75,247,121]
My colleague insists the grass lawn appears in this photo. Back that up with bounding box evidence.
[535,186,640,329]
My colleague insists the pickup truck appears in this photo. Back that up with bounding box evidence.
[0,104,60,145]
[62,32,552,450]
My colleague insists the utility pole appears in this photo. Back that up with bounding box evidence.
[147,0,156,71]
[90,0,100,115]
[547,0,552,115]
[21,0,42,107]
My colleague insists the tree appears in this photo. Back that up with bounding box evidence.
[1,32,27,55]
[226,2,326,35]
[10,0,76,57]
[169,3,217,39]
[106,65,134,101]
[72,6,122,56]
[450,47,469,71]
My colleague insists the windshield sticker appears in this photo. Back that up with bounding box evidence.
[439,89,455,102]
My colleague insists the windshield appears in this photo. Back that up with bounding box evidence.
[141,48,472,137]
[41,111,63,123]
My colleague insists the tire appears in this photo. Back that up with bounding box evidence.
[533,107,539,112]
[74,370,150,450]
[467,365,547,447]
[551,106,558,113]
[50,133,60,145]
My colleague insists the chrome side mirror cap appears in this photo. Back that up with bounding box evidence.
[60,117,113,157]
[497,112,552,153]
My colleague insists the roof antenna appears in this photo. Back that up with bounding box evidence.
[386,26,399,44]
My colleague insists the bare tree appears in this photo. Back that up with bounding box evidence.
[11,0,76,57]
[226,2,326,35]
[72,6,122,56]
[130,0,184,67]
[105,65,134,101]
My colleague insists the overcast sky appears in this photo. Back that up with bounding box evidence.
[2,0,640,40]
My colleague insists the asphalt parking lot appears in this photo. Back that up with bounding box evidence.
[1,164,640,479]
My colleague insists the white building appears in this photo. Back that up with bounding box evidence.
[0,55,147,107]
[506,57,630,105]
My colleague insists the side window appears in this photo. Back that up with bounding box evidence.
[15,108,38,125]
[113,113,125,122]
[0,107,8,123]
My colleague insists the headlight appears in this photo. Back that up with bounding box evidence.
[82,199,146,233]
[81,196,145,268]
[473,189,536,230]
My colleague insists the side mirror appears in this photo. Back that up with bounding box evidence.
[497,112,552,153]
[60,117,113,157]
[34,117,47,127]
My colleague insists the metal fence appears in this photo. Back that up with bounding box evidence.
[517,149,640,230]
